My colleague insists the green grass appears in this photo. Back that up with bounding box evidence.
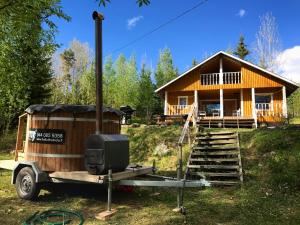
[290,117,300,124]
[0,125,300,224]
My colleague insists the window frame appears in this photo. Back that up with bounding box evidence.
[177,96,188,106]
[255,93,273,110]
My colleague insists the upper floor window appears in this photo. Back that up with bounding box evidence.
[178,96,188,106]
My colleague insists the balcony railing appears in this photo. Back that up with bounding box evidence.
[256,103,283,117]
[200,72,241,85]
[167,105,193,115]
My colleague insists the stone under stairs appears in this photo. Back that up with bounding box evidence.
[185,130,243,186]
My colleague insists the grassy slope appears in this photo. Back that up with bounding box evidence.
[0,126,300,224]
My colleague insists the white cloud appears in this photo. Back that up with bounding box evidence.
[237,9,246,18]
[277,46,300,83]
[127,16,143,30]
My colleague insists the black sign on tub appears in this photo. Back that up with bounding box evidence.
[28,129,65,144]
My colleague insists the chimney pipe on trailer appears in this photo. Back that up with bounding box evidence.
[92,11,104,134]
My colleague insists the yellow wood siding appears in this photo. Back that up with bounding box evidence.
[243,89,252,117]
[164,64,286,93]
[160,56,293,123]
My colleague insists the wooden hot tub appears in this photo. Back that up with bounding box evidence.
[15,104,122,172]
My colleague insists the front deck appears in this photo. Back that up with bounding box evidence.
[156,114,255,128]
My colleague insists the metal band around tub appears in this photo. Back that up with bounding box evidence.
[26,152,84,158]
[31,117,119,123]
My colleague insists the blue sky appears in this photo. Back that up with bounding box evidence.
[53,0,300,80]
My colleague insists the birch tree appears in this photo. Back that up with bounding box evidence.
[253,12,281,72]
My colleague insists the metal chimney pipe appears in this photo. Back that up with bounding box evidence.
[92,11,104,134]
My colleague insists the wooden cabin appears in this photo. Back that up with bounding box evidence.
[155,51,299,127]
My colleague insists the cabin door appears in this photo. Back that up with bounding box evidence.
[224,99,237,116]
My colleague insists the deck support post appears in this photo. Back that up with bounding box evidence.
[164,91,168,115]
[219,57,223,84]
[107,169,112,212]
[220,89,224,118]
[240,89,244,117]
[194,90,198,126]
[251,88,257,128]
[282,86,287,118]
[175,144,183,212]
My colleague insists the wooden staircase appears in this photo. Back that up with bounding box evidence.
[185,130,243,186]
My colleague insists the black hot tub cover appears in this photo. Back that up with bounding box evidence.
[25,104,123,116]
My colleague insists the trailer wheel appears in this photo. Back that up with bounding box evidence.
[15,167,40,200]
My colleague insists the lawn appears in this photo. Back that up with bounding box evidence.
[0,125,300,224]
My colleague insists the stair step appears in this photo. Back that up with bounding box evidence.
[193,146,237,150]
[209,180,240,186]
[192,150,239,156]
[189,172,240,177]
[200,132,235,135]
[195,135,237,140]
[187,164,239,169]
[189,158,239,162]
[197,140,237,145]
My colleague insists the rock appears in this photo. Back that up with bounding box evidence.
[154,143,170,156]
[131,123,140,128]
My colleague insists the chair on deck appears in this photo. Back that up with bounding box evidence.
[198,111,206,117]
[232,109,241,117]
[212,109,220,117]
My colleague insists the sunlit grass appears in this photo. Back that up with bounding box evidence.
[1,125,300,224]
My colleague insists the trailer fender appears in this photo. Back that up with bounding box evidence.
[12,161,48,184]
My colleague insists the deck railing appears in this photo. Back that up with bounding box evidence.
[168,105,193,115]
[200,71,241,85]
[256,103,283,117]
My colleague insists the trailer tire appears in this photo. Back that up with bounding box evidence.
[15,167,40,200]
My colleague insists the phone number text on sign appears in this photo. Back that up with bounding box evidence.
[29,129,65,144]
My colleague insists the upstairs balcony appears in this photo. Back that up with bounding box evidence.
[200,71,242,85]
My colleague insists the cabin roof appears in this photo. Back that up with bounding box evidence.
[155,51,299,93]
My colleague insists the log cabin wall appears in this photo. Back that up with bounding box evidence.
[161,54,295,122]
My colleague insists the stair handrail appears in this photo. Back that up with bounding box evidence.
[178,103,196,146]
[176,103,196,210]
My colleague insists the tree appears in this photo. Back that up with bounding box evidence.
[137,64,155,122]
[50,40,94,104]
[97,0,150,7]
[103,56,116,106]
[0,0,69,132]
[113,54,139,108]
[253,12,281,71]
[155,48,178,88]
[59,49,76,102]
[234,35,249,60]
[191,58,198,67]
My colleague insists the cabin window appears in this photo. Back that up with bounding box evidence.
[255,94,272,110]
[178,96,188,106]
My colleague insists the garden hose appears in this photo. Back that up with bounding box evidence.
[24,209,84,225]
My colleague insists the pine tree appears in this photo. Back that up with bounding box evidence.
[137,64,155,122]
[60,49,76,101]
[155,48,178,88]
[234,35,250,60]
[191,58,198,67]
